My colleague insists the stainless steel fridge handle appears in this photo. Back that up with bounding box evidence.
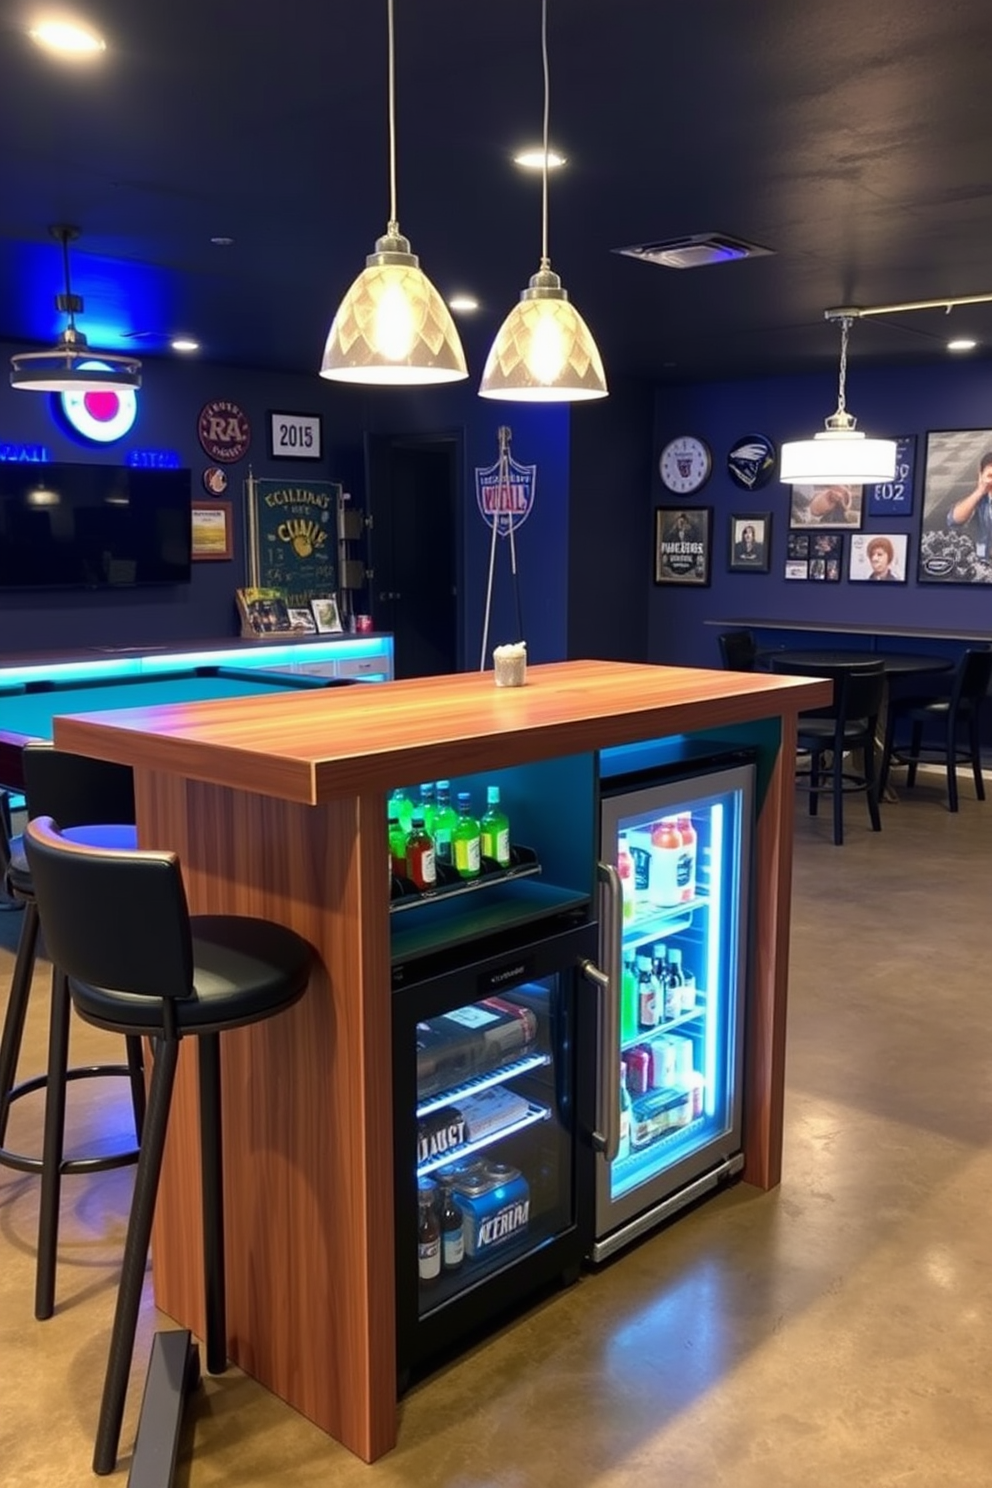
[580,862,622,1160]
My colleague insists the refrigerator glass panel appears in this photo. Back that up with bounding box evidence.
[413,974,573,1316]
[604,770,748,1209]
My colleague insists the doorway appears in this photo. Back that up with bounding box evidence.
[364,433,462,680]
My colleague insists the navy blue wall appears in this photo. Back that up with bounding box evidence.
[651,360,992,667]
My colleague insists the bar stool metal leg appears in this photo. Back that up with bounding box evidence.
[198,1033,228,1376]
[0,900,40,1146]
[93,1035,179,1477]
[35,967,72,1320]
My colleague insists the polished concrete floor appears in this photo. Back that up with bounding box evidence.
[2,771,990,1487]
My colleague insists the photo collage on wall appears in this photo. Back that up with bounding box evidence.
[654,431,957,589]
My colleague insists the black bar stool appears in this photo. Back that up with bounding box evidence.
[23,813,315,1477]
[0,744,144,1319]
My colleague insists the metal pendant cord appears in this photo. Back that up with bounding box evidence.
[479,426,526,671]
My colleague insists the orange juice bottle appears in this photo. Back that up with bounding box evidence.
[650,817,683,907]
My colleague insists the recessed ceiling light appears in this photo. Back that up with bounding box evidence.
[29,19,106,56]
[448,295,479,313]
[513,148,566,170]
[210,236,234,246]
[171,338,200,353]
[947,338,977,352]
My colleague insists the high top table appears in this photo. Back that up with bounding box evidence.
[54,660,829,1463]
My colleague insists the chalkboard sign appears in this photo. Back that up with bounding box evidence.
[866,435,916,517]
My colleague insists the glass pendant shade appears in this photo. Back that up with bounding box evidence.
[478,265,608,402]
[780,416,896,485]
[320,229,467,386]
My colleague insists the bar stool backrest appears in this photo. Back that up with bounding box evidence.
[24,816,195,1002]
[22,743,135,828]
[717,630,757,672]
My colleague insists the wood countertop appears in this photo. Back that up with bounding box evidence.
[54,660,831,805]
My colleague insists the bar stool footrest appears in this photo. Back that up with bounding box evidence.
[0,1063,141,1175]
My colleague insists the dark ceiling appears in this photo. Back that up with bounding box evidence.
[3,0,992,391]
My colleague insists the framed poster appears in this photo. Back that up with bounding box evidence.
[918,429,992,583]
[728,513,771,572]
[310,595,344,633]
[866,435,916,517]
[789,482,863,530]
[190,501,233,561]
[654,506,712,586]
[784,530,842,581]
[267,411,323,461]
[849,532,909,583]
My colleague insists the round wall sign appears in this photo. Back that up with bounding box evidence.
[198,399,251,463]
[202,466,229,495]
[727,434,776,490]
[59,362,138,444]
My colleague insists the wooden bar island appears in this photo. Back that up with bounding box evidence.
[53,660,830,1463]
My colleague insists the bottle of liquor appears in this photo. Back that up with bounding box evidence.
[480,784,511,867]
[676,813,697,903]
[452,791,482,879]
[388,786,414,833]
[388,813,408,879]
[636,951,658,1030]
[432,781,458,867]
[417,1179,441,1285]
[618,1066,632,1160]
[405,812,436,890]
[417,782,437,835]
[654,942,679,1022]
[439,1183,465,1271]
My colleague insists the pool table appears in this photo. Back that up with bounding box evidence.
[0,666,340,792]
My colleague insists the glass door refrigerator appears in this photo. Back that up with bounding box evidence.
[582,742,755,1262]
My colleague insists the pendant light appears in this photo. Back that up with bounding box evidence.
[10,226,142,393]
[319,0,467,386]
[478,0,607,402]
[779,312,895,484]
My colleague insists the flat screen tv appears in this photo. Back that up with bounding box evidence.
[0,462,192,589]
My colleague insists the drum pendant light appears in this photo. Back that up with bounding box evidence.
[10,226,142,393]
[319,0,467,386]
[479,0,607,403]
[779,312,895,484]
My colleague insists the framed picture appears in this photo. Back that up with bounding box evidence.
[728,512,771,572]
[310,594,344,633]
[287,606,317,634]
[190,501,233,561]
[918,429,992,584]
[267,411,324,461]
[654,506,712,586]
[807,531,843,581]
[789,482,864,530]
[866,435,916,517]
[849,532,909,583]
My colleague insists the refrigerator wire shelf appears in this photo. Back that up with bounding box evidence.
[416,1100,550,1177]
[621,992,709,1049]
[617,1112,712,1169]
[417,1051,552,1117]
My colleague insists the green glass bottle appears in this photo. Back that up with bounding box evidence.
[388,786,414,833]
[432,780,457,867]
[388,813,408,878]
[452,791,481,879]
[480,784,511,867]
[417,782,437,835]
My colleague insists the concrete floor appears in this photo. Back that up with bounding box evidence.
[1,771,990,1488]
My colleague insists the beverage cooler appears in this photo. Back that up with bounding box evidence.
[390,757,601,1383]
[582,743,755,1262]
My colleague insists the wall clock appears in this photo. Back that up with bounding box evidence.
[659,435,712,495]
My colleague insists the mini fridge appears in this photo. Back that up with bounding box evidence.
[582,741,755,1262]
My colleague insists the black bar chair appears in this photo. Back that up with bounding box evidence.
[23,814,315,1477]
[0,744,144,1320]
[881,647,992,812]
[717,629,757,671]
[770,658,885,845]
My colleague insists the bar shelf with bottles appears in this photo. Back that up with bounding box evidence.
[392,756,598,1379]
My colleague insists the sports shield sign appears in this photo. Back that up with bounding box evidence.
[475,454,536,536]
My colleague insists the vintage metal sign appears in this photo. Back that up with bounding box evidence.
[475,452,536,536]
[198,399,251,463]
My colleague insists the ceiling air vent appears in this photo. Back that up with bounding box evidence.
[613,233,774,269]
